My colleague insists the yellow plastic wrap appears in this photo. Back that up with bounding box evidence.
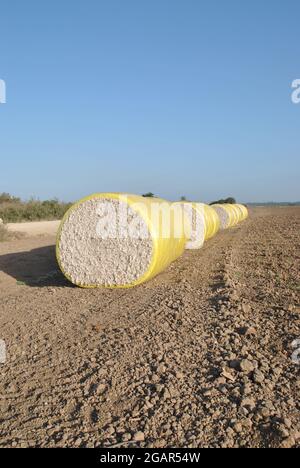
[203,204,220,239]
[230,204,241,225]
[211,204,236,228]
[172,202,206,249]
[56,193,189,289]
[236,204,248,220]
[243,205,249,219]
[212,203,248,228]
[172,202,220,246]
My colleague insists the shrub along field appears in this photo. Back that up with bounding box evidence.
[0,193,72,223]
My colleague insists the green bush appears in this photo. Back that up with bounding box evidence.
[0,194,72,223]
[210,197,236,205]
[0,192,20,203]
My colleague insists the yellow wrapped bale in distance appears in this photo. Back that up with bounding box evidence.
[56,193,189,288]
[172,202,220,249]
[211,204,237,229]
[203,204,220,239]
[234,204,244,221]
[231,203,248,222]
[212,203,248,228]
[236,204,248,220]
[243,204,249,219]
[231,204,242,225]
[172,202,206,249]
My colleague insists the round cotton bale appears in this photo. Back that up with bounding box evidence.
[236,204,248,220]
[203,204,220,239]
[243,205,249,219]
[230,204,241,225]
[234,204,244,221]
[56,193,188,288]
[172,202,206,249]
[211,204,235,229]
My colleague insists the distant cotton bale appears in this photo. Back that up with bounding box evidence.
[236,204,248,220]
[231,204,241,225]
[203,204,220,239]
[172,202,220,249]
[172,202,206,249]
[56,193,188,288]
[211,204,233,229]
[212,203,248,229]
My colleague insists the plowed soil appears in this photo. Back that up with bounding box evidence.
[0,207,299,448]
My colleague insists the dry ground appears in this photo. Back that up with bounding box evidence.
[0,207,299,448]
[7,220,60,237]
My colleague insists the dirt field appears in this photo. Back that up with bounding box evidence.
[7,220,60,237]
[0,207,299,448]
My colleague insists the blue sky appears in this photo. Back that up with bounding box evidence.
[0,0,299,203]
